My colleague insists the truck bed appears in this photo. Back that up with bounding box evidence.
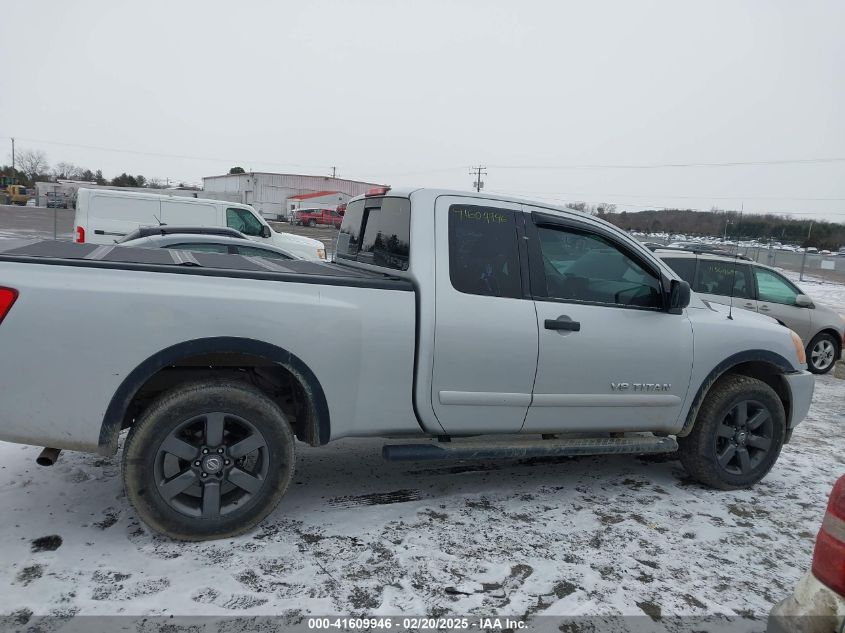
[0,239,412,291]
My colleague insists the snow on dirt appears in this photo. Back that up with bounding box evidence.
[0,283,843,630]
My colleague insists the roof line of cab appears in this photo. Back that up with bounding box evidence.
[347,186,605,224]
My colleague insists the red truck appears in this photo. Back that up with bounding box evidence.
[295,207,343,228]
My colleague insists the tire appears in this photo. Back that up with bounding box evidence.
[806,332,840,374]
[678,374,786,490]
[123,380,295,541]
[308,219,316,227]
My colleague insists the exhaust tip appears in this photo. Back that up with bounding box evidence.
[36,447,61,467]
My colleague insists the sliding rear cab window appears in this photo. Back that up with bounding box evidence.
[336,197,410,271]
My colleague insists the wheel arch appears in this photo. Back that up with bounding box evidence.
[808,328,843,350]
[98,337,330,455]
[678,350,794,437]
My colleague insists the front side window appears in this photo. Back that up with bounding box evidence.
[336,197,410,271]
[755,268,800,305]
[448,205,522,299]
[536,225,661,308]
[695,260,753,299]
[226,207,263,236]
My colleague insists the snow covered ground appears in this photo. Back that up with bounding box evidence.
[0,282,843,631]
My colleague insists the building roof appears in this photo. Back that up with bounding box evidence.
[288,190,343,201]
[202,172,387,187]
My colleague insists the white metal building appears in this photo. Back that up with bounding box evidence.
[35,181,240,209]
[202,172,385,220]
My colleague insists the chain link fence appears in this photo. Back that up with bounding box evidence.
[735,245,845,285]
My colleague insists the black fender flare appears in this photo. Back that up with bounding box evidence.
[98,337,330,453]
[678,349,794,437]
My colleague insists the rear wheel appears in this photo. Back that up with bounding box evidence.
[678,374,785,490]
[807,332,839,374]
[123,380,295,541]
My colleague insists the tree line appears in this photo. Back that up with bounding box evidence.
[593,207,844,250]
[1,148,193,190]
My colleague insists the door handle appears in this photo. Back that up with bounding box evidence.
[759,305,771,312]
[742,302,755,309]
[544,318,581,331]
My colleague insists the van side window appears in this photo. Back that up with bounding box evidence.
[695,261,753,299]
[448,205,522,299]
[661,257,696,286]
[535,225,661,308]
[226,208,263,236]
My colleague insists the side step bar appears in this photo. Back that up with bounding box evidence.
[383,436,678,462]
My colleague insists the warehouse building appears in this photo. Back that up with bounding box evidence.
[202,172,385,220]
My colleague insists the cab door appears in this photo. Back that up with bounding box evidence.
[523,210,694,434]
[430,197,538,434]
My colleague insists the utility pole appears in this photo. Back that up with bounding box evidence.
[10,137,14,171]
[331,166,337,179]
[469,165,486,192]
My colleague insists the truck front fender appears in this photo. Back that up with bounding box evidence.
[678,349,795,437]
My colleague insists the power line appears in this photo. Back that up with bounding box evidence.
[492,189,845,202]
[0,135,333,172]
[485,190,845,217]
[488,157,845,170]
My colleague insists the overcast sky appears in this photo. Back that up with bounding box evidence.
[1,0,843,221]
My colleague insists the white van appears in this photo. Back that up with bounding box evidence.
[73,188,326,261]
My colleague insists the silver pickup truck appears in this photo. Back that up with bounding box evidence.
[0,187,815,540]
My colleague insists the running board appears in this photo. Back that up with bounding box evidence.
[382,436,678,462]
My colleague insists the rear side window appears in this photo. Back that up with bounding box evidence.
[661,257,696,285]
[695,260,753,299]
[448,205,522,299]
[167,243,230,254]
[236,245,291,260]
[336,198,410,271]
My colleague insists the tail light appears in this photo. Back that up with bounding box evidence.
[0,287,18,325]
[74,226,85,243]
[812,475,845,596]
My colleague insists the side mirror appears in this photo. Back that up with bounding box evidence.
[260,225,271,238]
[668,279,691,314]
[795,294,813,308]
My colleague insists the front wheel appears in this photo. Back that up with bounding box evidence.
[678,374,785,490]
[807,332,839,374]
[308,219,317,227]
[123,380,295,541]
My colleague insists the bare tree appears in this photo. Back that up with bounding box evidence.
[596,202,617,216]
[54,162,84,180]
[565,201,589,213]
[16,149,49,183]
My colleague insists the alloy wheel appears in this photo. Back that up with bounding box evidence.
[714,400,774,476]
[153,412,269,518]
